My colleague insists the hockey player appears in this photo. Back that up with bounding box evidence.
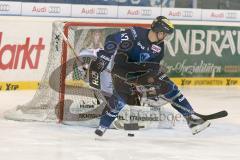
[92,16,211,136]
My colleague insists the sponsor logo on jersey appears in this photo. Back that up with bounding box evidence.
[151,44,161,53]
[130,27,137,39]
[140,52,150,61]
[137,42,145,50]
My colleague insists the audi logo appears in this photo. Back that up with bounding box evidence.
[96,8,108,15]
[0,4,10,12]
[48,6,61,14]
[182,11,193,17]
[141,9,152,16]
[226,12,237,19]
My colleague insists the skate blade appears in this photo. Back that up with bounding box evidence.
[191,121,211,135]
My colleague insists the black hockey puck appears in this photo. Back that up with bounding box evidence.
[128,133,135,137]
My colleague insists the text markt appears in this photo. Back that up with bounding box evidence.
[0,32,45,70]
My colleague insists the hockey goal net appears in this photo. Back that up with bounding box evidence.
[4,21,173,128]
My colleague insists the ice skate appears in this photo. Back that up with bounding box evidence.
[95,126,107,137]
[186,114,211,135]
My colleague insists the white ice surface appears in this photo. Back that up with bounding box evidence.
[0,88,240,160]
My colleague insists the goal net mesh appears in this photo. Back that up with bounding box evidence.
[4,22,110,122]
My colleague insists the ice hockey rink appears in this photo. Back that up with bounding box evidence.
[0,87,239,160]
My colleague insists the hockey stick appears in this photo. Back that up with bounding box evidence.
[114,74,228,121]
[151,91,228,121]
[166,99,228,121]
[194,110,228,121]
[157,94,228,120]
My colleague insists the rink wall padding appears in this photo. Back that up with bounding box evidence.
[1,78,240,91]
[0,16,240,90]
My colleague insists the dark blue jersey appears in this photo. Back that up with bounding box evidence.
[105,26,165,64]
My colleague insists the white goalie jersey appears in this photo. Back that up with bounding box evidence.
[78,48,114,96]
